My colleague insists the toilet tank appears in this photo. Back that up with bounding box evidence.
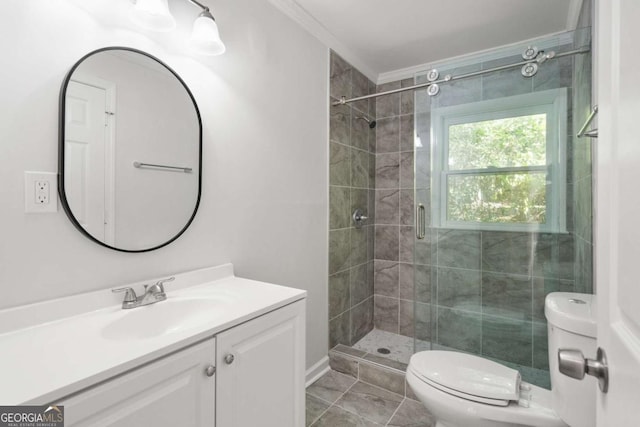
[545,292,597,427]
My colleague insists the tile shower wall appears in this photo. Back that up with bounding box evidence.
[328,52,377,348]
[372,78,419,337]
[373,32,593,385]
[573,0,594,293]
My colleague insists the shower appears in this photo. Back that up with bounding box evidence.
[328,26,593,392]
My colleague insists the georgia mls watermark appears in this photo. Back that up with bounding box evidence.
[0,406,64,427]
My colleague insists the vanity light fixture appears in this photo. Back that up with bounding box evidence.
[129,0,226,56]
[188,2,226,56]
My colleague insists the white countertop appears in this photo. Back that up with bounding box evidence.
[0,264,306,405]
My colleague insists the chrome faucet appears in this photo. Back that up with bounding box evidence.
[112,277,175,309]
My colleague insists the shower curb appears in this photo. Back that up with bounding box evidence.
[329,345,419,401]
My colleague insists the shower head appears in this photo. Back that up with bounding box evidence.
[356,116,377,129]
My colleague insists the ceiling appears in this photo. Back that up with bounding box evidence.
[276,0,580,81]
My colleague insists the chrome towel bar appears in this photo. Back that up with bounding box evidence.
[133,161,193,173]
[577,105,598,138]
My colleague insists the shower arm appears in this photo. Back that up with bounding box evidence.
[332,47,591,107]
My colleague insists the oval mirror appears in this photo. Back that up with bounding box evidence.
[59,47,202,252]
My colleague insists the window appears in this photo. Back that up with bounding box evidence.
[431,89,567,232]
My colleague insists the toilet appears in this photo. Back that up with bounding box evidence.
[407,293,597,427]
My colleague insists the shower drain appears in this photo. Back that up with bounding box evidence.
[377,348,391,355]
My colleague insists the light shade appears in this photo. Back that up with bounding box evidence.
[189,12,226,56]
[129,0,176,32]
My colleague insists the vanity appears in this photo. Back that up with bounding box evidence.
[0,264,306,426]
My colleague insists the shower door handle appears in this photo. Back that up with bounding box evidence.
[416,204,426,240]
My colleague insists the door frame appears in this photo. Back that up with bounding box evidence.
[69,73,116,246]
[595,0,640,424]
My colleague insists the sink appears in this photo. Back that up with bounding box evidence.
[102,297,228,340]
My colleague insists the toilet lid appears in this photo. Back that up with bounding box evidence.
[409,351,521,404]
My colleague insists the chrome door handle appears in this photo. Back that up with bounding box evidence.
[416,204,426,240]
[558,347,608,393]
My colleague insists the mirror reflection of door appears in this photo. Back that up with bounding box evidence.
[64,78,115,245]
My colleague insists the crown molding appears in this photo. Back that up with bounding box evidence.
[267,0,581,87]
[377,30,576,85]
[267,0,378,82]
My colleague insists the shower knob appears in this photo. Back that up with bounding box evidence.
[352,209,368,229]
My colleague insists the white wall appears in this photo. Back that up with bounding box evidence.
[0,0,328,370]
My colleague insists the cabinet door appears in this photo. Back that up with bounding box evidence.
[216,300,305,427]
[58,339,215,427]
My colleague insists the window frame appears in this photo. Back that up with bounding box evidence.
[431,88,568,233]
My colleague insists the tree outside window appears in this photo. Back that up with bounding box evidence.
[431,89,567,232]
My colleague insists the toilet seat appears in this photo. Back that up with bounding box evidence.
[409,351,521,406]
[407,351,567,427]
[411,370,511,406]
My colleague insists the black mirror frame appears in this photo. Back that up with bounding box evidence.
[58,46,203,253]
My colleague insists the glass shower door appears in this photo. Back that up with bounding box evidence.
[412,28,593,388]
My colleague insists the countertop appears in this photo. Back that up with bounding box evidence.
[0,264,306,404]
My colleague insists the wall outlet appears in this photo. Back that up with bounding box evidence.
[35,180,50,205]
[25,172,58,213]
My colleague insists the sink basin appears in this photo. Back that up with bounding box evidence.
[102,297,229,340]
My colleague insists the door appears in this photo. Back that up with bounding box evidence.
[216,301,305,427]
[64,80,110,242]
[57,339,215,426]
[595,0,640,425]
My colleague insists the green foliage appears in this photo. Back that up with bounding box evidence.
[447,173,546,223]
[446,114,548,224]
[448,114,546,169]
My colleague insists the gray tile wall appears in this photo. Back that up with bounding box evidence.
[372,78,417,338]
[573,1,594,293]
[329,52,377,348]
[372,34,593,386]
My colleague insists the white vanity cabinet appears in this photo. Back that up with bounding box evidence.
[57,299,305,427]
[216,300,305,427]
[59,339,216,427]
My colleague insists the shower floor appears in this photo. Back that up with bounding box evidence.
[352,329,429,365]
[351,329,551,388]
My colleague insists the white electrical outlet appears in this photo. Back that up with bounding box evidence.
[35,180,49,205]
[25,172,58,213]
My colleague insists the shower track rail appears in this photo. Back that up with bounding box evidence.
[332,47,591,107]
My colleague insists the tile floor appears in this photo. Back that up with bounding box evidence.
[306,369,435,426]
